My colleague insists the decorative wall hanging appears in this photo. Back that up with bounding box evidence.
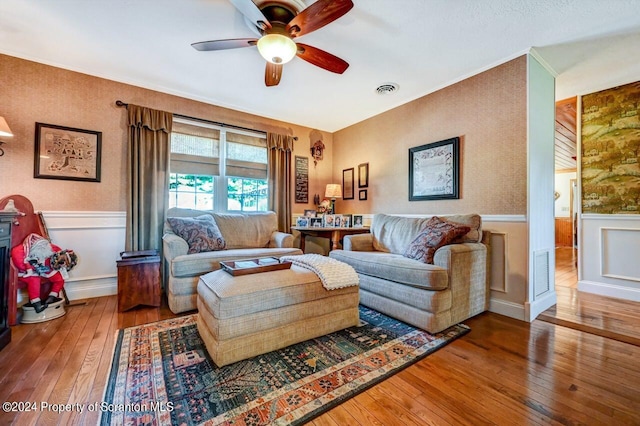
[358,162,369,188]
[294,156,309,203]
[359,189,368,201]
[311,140,325,166]
[409,137,459,201]
[581,80,640,214]
[34,122,102,182]
[342,167,354,200]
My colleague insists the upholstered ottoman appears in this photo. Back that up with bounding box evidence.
[197,264,360,367]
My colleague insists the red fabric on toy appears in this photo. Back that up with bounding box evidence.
[11,233,65,301]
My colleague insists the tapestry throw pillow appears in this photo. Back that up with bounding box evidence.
[403,216,470,264]
[167,215,226,254]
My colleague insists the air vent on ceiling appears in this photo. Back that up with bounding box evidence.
[376,82,399,95]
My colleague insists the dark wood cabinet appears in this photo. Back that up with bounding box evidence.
[116,250,161,312]
[0,212,13,350]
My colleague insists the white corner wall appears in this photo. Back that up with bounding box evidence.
[525,53,557,321]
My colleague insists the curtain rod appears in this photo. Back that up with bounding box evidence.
[115,100,297,140]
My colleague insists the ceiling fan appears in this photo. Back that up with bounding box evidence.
[192,0,353,86]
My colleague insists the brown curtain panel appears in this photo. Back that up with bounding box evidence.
[267,133,294,232]
[125,104,173,252]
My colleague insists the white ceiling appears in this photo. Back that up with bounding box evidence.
[1,0,640,132]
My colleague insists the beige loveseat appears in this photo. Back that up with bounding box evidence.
[163,208,302,313]
[329,214,490,333]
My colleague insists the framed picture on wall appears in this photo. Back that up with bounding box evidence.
[342,168,354,200]
[34,122,102,182]
[409,137,460,201]
[358,162,369,188]
[295,156,309,203]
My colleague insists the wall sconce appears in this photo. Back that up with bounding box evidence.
[325,184,342,214]
[0,116,14,157]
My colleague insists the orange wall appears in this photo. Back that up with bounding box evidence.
[0,54,331,212]
[332,56,528,215]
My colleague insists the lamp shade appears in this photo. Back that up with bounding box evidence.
[257,34,297,64]
[325,184,342,199]
[0,116,13,138]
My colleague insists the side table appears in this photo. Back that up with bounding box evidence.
[291,226,370,252]
[117,250,161,312]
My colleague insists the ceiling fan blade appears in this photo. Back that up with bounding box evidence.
[296,43,349,74]
[191,38,257,51]
[287,0,353,38]
[265,62,283,86]
[228,0,271,31]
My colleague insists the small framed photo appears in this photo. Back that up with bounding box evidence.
[296,217,309,227]
[359,190,368,201]
[333,214,343,228]
[323,214,336,227]
[310,217,322,227]
[353,215,364,227]
[340,214,352,228]
[304,209,316,217]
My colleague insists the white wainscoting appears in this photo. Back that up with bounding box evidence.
[600,227,640,282]
[580,214,640,301]
[489,232,508,293]
[17,211,126,304]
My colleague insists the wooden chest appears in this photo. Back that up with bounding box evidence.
[117,250,161,312]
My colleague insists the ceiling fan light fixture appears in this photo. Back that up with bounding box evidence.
[257,34,297,64]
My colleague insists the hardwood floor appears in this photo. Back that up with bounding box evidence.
[1,292,639,425]
[538,247,640,346]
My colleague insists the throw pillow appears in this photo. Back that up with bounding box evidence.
[167,215,226,254]
[403,216,470,264]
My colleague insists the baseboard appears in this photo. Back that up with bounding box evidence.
[524,291,557,321]
[17,276,117,305]
[489,298,525,321]
[65,276,118,300]
[578,280,640,302]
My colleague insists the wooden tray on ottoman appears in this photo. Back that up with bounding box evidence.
[220,257,292,276]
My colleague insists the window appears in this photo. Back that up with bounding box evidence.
[168,118,268,212]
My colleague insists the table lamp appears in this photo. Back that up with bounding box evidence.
[0,116,13,157]
[325,184,342,214]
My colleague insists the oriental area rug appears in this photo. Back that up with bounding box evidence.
[101,306,469,425]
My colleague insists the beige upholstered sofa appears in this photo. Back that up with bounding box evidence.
[329,213,490,333]
[163,208,302,313]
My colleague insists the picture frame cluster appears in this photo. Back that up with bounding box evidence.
[342,162,369,201]
[296,212,365,228]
